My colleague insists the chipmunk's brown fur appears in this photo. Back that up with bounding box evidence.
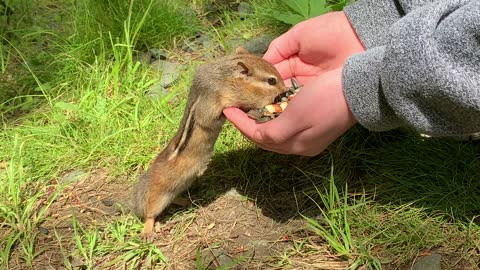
[132,48,286,239]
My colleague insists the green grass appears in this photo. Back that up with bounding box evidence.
[1,0,479,269]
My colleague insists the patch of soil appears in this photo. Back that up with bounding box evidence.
[9,169,346,270]
[153,189,302,269]
[138,188,348,269]
[10,170,131,270]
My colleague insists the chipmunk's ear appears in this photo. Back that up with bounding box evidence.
[237,61,252,76]
[235,46,249,54]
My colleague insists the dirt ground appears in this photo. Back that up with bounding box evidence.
[7,169,347,270]
[5,151,477,269]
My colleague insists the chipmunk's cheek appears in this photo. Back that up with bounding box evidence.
[218,95,238,109]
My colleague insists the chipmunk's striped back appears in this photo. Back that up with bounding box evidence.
[131,48,287,240]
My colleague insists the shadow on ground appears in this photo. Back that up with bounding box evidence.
[24,126,480,269]
[183,126,480,224]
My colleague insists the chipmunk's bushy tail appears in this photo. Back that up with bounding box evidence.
[130,171,150,217]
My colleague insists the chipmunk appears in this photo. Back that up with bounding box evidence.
[132,47,287,239]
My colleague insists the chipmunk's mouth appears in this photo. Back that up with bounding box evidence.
[245,78,302,123]
[229,78,301,122]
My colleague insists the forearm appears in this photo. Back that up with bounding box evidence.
[342,0,480,136]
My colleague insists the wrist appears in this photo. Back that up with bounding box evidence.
[342,46,401,131]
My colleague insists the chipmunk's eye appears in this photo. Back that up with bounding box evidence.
[267,77,277,86]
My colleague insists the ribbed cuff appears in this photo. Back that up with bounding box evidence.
[344,0,403,48]
[342,46,402,131]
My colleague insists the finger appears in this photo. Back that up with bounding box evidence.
[263,30,299,65]
[273,59,295,80]
[262,127,328,156]
[223,107,280,150]
[258,88,314,141]
[273,57,324,83]
[223,107,301,147]
[256,128,318,156]
[222,107,267,141]
[223,108,317,155]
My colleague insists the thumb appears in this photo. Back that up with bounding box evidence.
[223,107,264,141]
[223,107,270,144]
[223,105,309,146]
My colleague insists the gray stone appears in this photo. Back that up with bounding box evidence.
[224,188,242,197]
[182,40,195,52]
[148,48,167,61]
[59,170,86,184]
[151,60,182,88]
[146,83,169,99]
[198,34,213,50]
[238,2,254,17]
[211,249,235,267]
[182,34,210,52]
[132,51,152,65]
[70,257,87,269]
[412,253,442,270]
[243,35,276,56]
[101,199,114,207]
[133,48,167,65]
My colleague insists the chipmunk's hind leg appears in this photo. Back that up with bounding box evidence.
[141,191,175,241]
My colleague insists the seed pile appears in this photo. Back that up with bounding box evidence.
[247,78,301,123]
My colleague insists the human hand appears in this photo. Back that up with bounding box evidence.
[264,11,365,84]
[224,67,356,156]
[223,12,365,156]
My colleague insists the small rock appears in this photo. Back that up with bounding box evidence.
[244,35,275,55]
[151,60,182,88]
[238,2,254,17]
[198,34,214,50]
[101,199,114,207]
[412,253,442,270]
[182,39,196,52]
[183,33,222,53]
[146,83,169,99]
[211,250,235,267]
[133,48,167,65]
[133,51,152,65]
[70,257,87,269]
[224,188,242,198]
[59,170,86,185]
[38,226,49,235]
[148,48,167,61]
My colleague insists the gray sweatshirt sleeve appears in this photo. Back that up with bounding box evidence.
[342,0,480,136]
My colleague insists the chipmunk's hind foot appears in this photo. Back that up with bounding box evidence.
[139,191,175,241]
[140,216,156,242]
